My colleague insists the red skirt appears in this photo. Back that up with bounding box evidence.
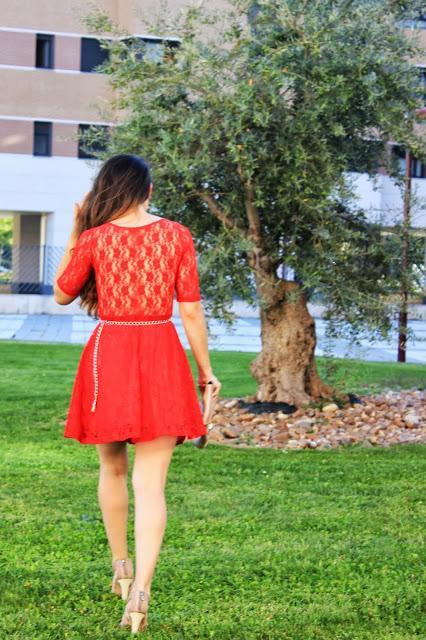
[63,317,207,446]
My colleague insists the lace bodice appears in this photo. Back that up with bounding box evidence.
[56,217,202,320]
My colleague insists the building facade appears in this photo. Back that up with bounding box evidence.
[0,1,425,307]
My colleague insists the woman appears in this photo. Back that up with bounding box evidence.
[54,153,221,633]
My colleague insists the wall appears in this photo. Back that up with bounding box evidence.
[0,153,100,246]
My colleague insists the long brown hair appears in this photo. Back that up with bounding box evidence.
[77,154,152,318]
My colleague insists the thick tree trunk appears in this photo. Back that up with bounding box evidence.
[250,280,334,406]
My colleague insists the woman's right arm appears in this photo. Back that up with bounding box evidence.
[175,225,221,412]
[178,300,221,397]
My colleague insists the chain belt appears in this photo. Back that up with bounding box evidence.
[90,317,172,413]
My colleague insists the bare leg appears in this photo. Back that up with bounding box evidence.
[131,435,176,595]
[96,441,129,561]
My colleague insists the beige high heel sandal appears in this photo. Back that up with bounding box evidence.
[120,587,150,634]
[111,558,134,600]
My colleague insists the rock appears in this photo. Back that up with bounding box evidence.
[256,423,272,434]
[222,425,241,438]
[275,421,289,432]
[398,433,414,443]
[223,399,239,409]
[294,418,314,429]
[306,440,318,448]
[274,432,290,443]
[404,413,421,428]
[298,438,310,448]
[286,439,302,449]
[208,428,225,442]
[322,403,339,414]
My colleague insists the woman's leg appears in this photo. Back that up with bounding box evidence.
[131,435,176,595]
[96,441,129,561]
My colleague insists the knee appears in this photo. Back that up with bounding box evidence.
[100,457,128,478]
[131,473,165,496]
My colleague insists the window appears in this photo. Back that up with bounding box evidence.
[33,122,52,156]
[36,34,54,69]
[392,145,426,179]
[418,68,426,105]
[80,38,110,72]
[418,13,426,26]
[121,36,180,63]
[140,38,164,63]
[392,145,406,175]
[78,124,109,159]
[399,12,426,29]
[411,157,426,178]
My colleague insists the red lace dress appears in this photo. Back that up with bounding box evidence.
[56,217,207,446]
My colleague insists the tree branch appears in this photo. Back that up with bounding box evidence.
[196,191,242,232]
[235,166,278,278]
[237,165,262,243]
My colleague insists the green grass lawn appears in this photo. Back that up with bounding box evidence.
[0,341,425,639]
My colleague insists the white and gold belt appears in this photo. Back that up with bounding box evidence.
[90,317,172,413]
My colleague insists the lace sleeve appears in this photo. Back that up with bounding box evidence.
[56,229,93,297]
[175,226,202,302]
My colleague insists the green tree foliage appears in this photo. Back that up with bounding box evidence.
[0,217,13,246]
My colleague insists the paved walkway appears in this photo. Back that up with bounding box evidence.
[0,313,425,363]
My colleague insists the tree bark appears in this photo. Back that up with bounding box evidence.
[250,280,334,406]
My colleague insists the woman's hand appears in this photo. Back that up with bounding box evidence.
[198,373,221,423]
[71,191,90,236]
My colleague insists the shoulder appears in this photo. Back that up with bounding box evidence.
[75,228,94,245]
[80,225,104,243]
[163,219,185,231]
[74,227,99,254]
[167,220,195,242]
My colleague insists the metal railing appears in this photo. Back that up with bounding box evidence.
[1,243,425,302]
[0,244,65,294]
